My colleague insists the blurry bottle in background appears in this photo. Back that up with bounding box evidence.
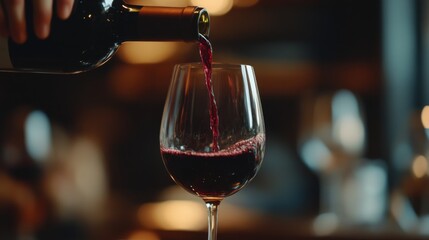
[298,89,387,234]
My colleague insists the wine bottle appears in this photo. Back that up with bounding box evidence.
[0,0,210,74]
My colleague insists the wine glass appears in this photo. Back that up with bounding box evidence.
[160,63,265,240]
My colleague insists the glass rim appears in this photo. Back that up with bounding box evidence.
[174,62,253,70]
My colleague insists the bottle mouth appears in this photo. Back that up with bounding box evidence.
[197,8,210,37]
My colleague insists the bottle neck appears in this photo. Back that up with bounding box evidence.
[119,4,209,42]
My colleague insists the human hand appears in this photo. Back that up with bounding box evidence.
[0,0,74,44]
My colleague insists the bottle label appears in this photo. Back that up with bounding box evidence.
[0,36,12,69]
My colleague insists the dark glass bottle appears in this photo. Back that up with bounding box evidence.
[0,0,209,74]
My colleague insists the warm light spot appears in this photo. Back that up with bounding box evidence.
[412,155,428,178]
[117,42,179,64]
[138,200,206,230]
[127,230,160,240]
[126,0,188,7]
[234,0,258,7]
[421,106,429,128]
[191,0,233,16]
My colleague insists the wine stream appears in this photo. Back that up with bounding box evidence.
[199,34,219,152]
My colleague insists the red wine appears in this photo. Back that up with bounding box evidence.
[0,1,209,73]
[161,135,265,200]
[198,34,219,151]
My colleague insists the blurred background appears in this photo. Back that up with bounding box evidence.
[1,0,429,239]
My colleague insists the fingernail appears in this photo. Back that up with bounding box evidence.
[58,3,72,20]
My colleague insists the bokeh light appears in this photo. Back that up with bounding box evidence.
[117,42,179,64]
[190,0,233,16]
[138,200,206,230]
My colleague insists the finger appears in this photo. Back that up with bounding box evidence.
[56,0,74,20]
[3,0,27,43]
[33,0,53,39]
[0,4,9,37]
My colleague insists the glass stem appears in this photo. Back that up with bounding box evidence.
[205,200,220,240]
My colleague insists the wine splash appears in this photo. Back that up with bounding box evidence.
[199,34,219,152]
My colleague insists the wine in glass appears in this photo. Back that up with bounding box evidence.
[160,63,265,240]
